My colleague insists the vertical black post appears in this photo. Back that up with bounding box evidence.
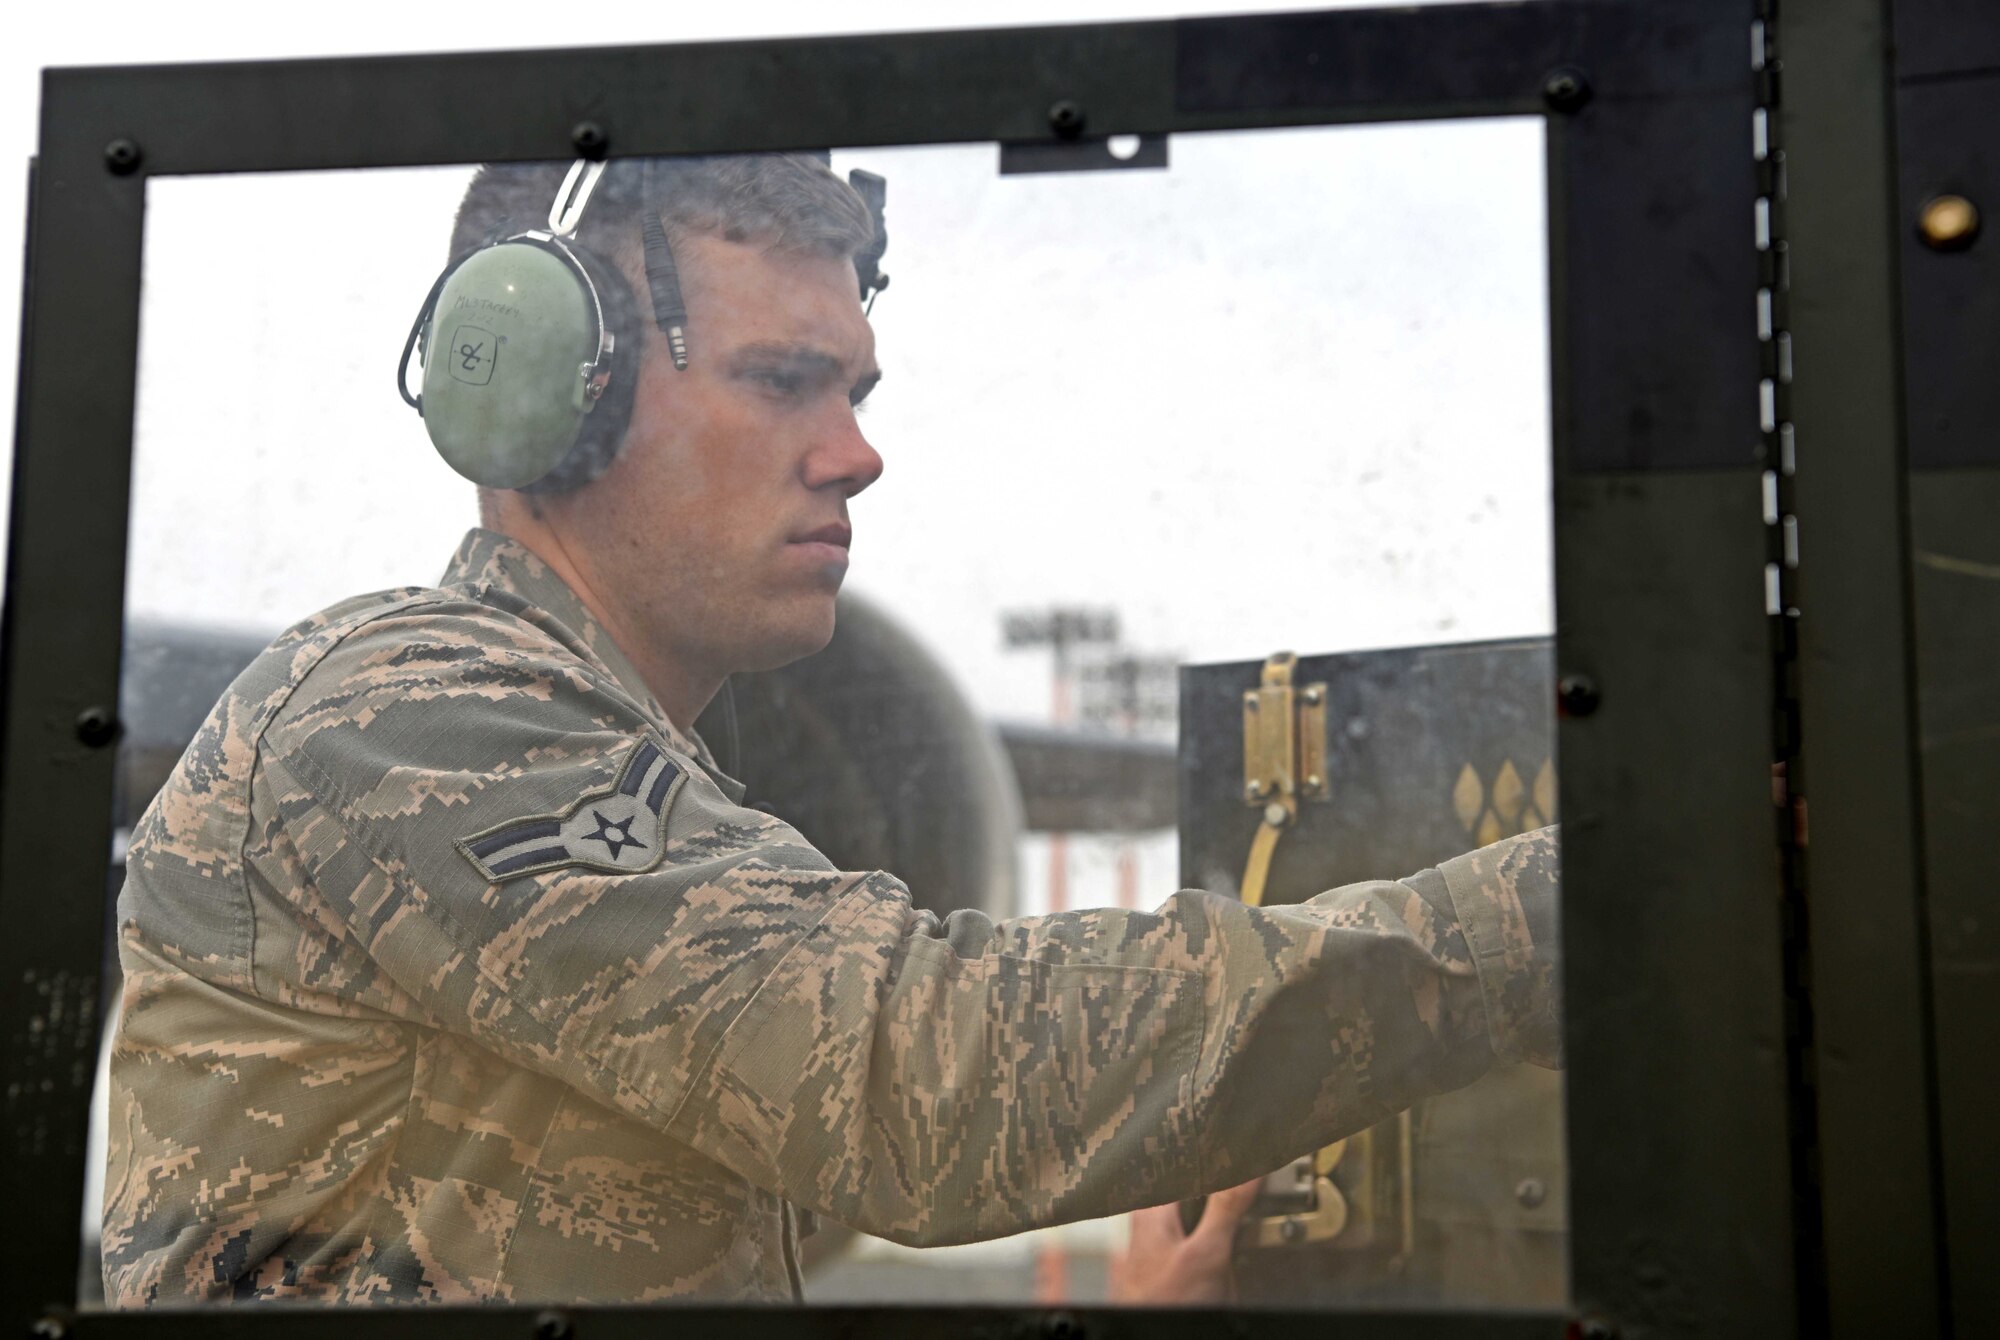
[1781,0,1948,1334]
[0,89,147,1328]
[1892,0,2000,1331]
[1549,4,1803,1334]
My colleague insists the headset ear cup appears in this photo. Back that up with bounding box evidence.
[418,240,608,488]
[526,246,642,494]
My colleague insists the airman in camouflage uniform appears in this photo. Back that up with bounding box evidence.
[101,154,1561,1305]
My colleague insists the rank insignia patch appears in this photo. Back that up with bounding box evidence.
[456,737,684,882]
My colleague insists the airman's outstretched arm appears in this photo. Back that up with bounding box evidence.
[258,603,1561,1247]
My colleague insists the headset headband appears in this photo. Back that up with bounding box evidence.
[550,159,606,237]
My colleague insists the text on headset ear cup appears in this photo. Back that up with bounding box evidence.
[525,243,642,494]
[419,240,613,490]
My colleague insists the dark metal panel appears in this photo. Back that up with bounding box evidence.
[67,1306,1567,1340]
[1175,3,1744,116]
[34,3,1760,187]
[1178,640,1556,896]
[1892,52,2000,1333]
[1892,0,2000,83]
[40,24,1181,173]
[1546,19,1797,1323]
[1783,0,1949,1334]
[1896,72,2000,468]
[1551,475,1794,1339]
[0,149,144,1322]
[1559,90,1761,470]
[1906,472,2000,1336]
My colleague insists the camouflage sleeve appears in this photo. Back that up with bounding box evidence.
[699,827,1560,1245]
[1435,827,1563,1070]
[261,601,1560,1250]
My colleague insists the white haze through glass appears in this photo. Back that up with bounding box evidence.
[103,119,1554,1307]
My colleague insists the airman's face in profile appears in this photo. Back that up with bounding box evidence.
[583,232,883,680]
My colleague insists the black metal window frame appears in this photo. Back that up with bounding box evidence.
[1,1,1810,1336]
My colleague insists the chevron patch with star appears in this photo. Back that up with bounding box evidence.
[455,737,685,883]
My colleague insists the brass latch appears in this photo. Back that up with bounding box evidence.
[1239,652,1328,907]
[1248,1141,1351,1248]
[1235,654,1413,1262]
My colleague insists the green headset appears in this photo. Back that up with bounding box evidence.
[398,155,888,493]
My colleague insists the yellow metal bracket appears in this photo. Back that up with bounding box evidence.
[1247,1140,1352,1248]
[1238,652,1328,908]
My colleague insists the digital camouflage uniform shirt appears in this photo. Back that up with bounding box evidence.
[103,528,1562,1306]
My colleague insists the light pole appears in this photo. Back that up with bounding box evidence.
[1078,652,1180,909]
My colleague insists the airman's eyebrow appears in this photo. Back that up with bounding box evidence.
[728,341,881,405]
[727,342,847,380]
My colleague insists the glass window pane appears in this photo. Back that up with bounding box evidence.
[97,120,1558,1311]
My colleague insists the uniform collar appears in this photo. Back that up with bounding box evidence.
[440,528,744,799]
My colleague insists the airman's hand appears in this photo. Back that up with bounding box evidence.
[1108,1180,1262,1305]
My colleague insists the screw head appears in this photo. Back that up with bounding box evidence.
[1543,67,1592,114]
[1042,1312,1085,1340]
[75,706,120,749]
[1572,1316,1619,1340]
[1302,686,1323,705]
[1263,802,1290,827]
[1304,773,1324,794]
[1557,673,1601,718]
[103,139,142,175]
[1919,194,1980,251]
[1515,1176,1547,1208]
[1047,100,1086,140]
[534,1311,572,1340]
[1279,1217,1306,1244]
[570,121,608,160]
